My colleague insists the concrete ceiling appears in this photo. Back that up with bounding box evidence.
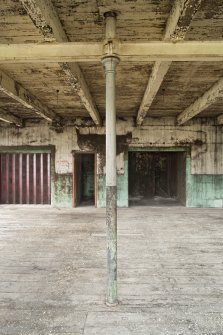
[0,0,222,125]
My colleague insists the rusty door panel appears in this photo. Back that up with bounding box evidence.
[0,153,51,204]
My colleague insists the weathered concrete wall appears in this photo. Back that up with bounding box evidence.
[0,123,77,207]
[0,117,222,208]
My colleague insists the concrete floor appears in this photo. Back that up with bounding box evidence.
[0,206,223,335]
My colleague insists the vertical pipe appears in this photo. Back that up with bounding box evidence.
[105,12,117,40]
[26,154,30,204]
[33,154,36,204]
[47,154,51,204]
[19,154,23,204]
[102,12,119,304]
[40,153,44,204]
[102,56,119,306]
[12,154,16,204]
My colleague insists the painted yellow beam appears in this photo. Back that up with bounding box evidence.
[118,41,223,62]
[0,42,222,63]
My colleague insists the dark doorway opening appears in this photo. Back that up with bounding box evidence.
[128,151,186,206]
[73,153,95,207]
[0,153,51,204]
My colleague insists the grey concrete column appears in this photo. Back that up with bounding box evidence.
[101,55,119,305]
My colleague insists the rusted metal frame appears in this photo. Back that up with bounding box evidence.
[94,152,97,208]
[40,153,44,204]
[26,154,30,204]
[47,153,51,204]
[19,154,23,204]
[12,154,16,204]
[33,153,36,204]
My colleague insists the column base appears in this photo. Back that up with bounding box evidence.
[105,300,119,307]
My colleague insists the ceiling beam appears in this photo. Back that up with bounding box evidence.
[20,0,101,126]
[60,62,101,125]
[164,0,202,41]
[177,78,223,125]
[0,69,57,121]
[0,41,222,63]
[0,109,23,127]
[20,0,67,42]
[136,0,202,126]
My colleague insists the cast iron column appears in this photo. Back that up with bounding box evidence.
[101,12,119,306]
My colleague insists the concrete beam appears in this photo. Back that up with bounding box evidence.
[0,41,223,63]
[0,109,23,127]
[61,63,101,125]
[136,0,202,126]
[136,61,171,126]
[0,69,57,121]
[164,0,202,41]
[20,0,101,125]
[20,0,67,41]
[177,78,223,125]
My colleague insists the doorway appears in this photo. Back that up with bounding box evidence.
[128,151,186,206]
[73,153,95,207]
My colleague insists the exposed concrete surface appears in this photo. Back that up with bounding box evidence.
[0,205,223,334]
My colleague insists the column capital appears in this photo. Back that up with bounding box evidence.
[101,56,120,72]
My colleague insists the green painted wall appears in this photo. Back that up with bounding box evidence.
[51,152,223,209]
[52,174,73,208]
[97,174,128,207]
[97,153,128,208]
[186,157,223,208]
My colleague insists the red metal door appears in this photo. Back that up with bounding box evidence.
[0,153,51,204]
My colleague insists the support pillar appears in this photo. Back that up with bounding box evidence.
[101,12,119,306]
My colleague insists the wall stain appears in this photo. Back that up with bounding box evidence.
[76,129,132,173]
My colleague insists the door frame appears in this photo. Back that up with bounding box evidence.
[72,151,97,207]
